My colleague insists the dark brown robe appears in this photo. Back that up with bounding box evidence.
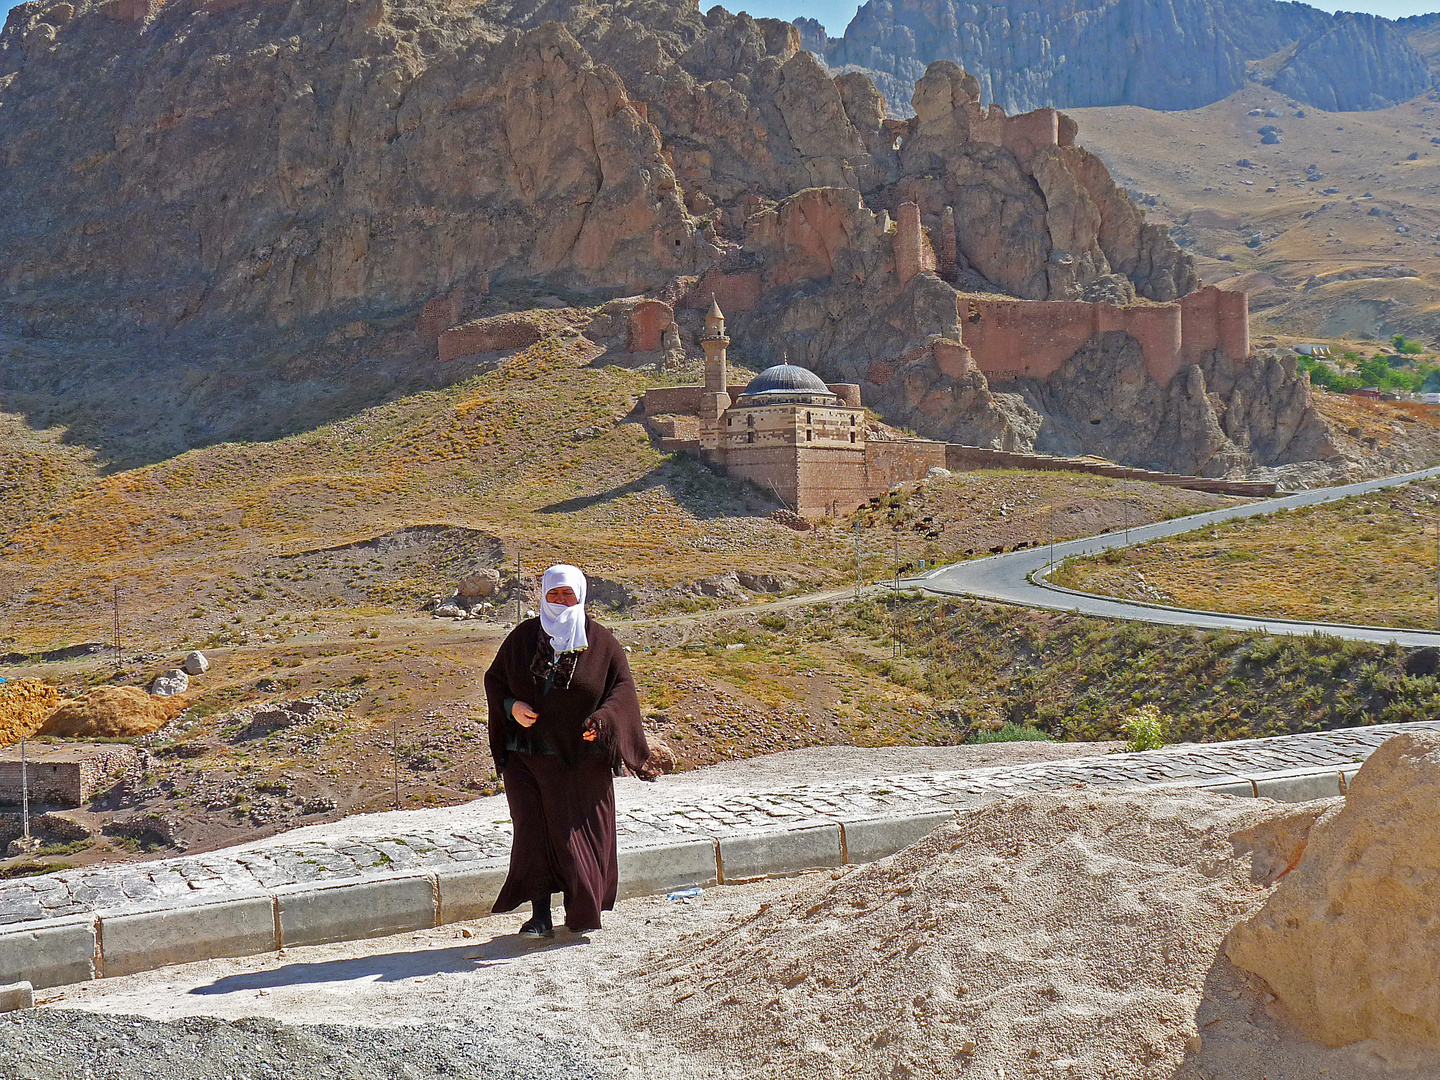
[484,616,648,931]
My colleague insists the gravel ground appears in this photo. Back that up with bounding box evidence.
[0,1010,610,1080]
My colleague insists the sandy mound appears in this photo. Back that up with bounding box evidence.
[41,686,186,738]
[0,679,66,745]
[1227,731,1440,1054]
[627,790,1322,1080]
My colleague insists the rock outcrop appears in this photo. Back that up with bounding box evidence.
[816,0,1428,115]
[1226,731,1440,1053]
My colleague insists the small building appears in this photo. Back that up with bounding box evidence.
[0,745,146,808]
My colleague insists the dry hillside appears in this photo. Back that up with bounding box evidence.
[1075,86,1440,344]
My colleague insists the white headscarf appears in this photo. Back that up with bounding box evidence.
[539,564,589,654]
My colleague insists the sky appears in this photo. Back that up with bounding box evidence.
[3,0,1439,34]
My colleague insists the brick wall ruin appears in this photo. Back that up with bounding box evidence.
[864,439,949,490]
[1179,285,1250,365]
[438,313,543,362]
[0,746,146,807]
[629,299,674,351]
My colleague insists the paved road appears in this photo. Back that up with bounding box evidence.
[3,721,1431,927]
[908,463,1440,645]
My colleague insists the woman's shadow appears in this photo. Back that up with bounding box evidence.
[189,931,589,996]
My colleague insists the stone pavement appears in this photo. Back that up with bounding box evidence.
[3,721,1434,928]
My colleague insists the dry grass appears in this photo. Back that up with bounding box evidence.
[1056,479,1440,628]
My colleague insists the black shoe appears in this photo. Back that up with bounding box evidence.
[518,916,554,939]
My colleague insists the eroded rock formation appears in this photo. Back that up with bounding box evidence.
[1226,731,1440,1053]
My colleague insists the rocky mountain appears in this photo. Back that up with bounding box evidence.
[0,0,1337,478]
[815,0,1430,115]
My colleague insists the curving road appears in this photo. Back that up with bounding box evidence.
[904,464,1440,646]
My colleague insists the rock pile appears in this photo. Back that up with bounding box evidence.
[1226,731,1440,1052]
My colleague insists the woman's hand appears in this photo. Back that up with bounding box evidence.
[511,700,539,728]
[581,716,600,742]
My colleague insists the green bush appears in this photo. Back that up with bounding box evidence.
[758,613,789,631]
[1121,704,1169,752]
[1393,334,1425,356]
[966,722,1052,744]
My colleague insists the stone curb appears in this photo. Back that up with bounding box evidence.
[0,764,1355,992]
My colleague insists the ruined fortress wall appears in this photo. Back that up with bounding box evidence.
[864,440,949,492]
[629,299,674,351]
[1125,305,1184,387]
[967,105,1061,161]
[1180,285,1251,363]
[943,445,1276,495]
[828,383,863,408]
[438,315,542,362]
[895,202,938,286]
[961,298,1103,382]
[642,386,704,416]
[960,297,1188,386]
[682,270,762,312]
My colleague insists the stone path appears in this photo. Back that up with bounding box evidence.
[3,721,1434,927]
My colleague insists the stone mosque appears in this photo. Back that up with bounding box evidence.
[642,299,948,518]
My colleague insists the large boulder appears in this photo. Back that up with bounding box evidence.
[457,568,502,599]
[1225,731,1440,1052]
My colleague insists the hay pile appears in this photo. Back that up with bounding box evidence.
[0,679,66,745]
[629,789,1320,1080]
[41,686,185,738]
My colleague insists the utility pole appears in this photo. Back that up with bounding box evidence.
[1124,498,1130,546]
[112,585,121,665]
[893,535,901,659]
[20,736,29,844]
[1050,501,1056,571]
[854,521,862,599]
[516,543,523,626]
[392,713,400,810]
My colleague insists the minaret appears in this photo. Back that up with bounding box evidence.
[703,296,728,394]
[698,295,732,461]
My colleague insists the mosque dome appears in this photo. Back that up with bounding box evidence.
[739,363,834,401]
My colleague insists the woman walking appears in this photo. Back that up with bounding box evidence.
[484,563,655,937]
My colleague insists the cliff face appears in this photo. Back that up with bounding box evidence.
[0,1,1193,338]
[818,0,1429,115]
[1270,12,1432,113]
[0,0,719,335]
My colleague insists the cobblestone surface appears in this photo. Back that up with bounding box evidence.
[3,722,1434,927]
